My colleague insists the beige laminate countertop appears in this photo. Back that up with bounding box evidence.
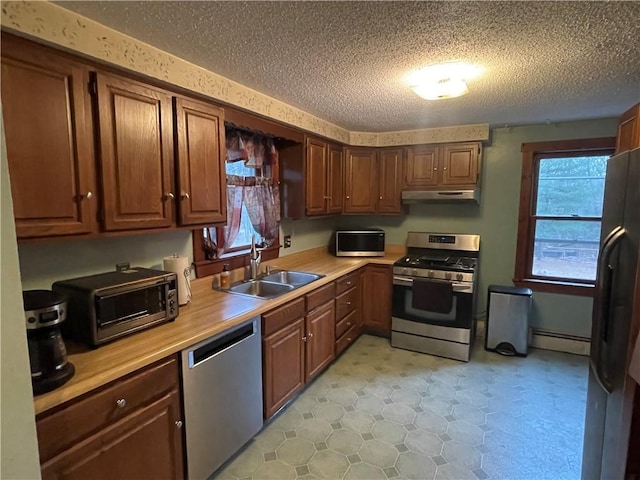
[34,246,405,415]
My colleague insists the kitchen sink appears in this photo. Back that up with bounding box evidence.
[261,270,323,286]
[224,270,325,299]
[228,280,295,299]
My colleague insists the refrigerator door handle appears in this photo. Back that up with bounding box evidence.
[592,226,626,394]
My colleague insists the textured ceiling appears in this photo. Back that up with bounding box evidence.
[54,1,640,132]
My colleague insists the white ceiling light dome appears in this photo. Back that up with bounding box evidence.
[408,62,482,100]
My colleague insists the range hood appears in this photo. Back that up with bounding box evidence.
[401,188,480,204]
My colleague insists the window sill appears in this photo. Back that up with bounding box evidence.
[193,244,280,278]
[513,278,595,297]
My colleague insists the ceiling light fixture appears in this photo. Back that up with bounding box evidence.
[408,62,481,100]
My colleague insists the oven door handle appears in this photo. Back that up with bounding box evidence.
[393,276,473,293]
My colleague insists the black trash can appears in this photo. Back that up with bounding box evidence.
[485,285,532,356]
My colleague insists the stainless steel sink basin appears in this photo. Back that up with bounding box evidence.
[224,270,325,299]
[261,270,323,286]
[228,280,295,299]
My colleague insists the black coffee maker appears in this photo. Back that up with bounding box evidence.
[23,290,75,395]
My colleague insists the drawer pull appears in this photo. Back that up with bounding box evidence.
[346,281,352,286]
[346,322,352,327]
[346,301,352,306]
[175,420,183,429]
[116,398,127,409]
[347,337,352,342]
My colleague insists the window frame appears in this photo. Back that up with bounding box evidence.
[514,137,615,296]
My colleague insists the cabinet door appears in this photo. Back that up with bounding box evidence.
[1,38,95,238]
[305,138,328,215]
[344,148,378,213]
[41,391,184,480]
[378,148,403,214]
[327,145,344,214]
[616,103,640,154]
[441,142,479,186]
[174,97,226,225]
[362,265,392,336]
[263,318,305,419]
[95,73,174,231]
[404,144,439,188]
[305,301,335,382]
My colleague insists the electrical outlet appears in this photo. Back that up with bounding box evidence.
[283,235,292,248]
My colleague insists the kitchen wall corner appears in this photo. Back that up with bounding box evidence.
[0,107,41,479]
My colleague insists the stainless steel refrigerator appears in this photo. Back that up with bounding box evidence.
[582,147,640,480]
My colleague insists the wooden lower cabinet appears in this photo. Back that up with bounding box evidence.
[36,356,184,480]
[305,300,336,382]
[335,269,362,353]
[262,287,336,419]
[262,317,306,419]
[41,391,183,480]
[362,264,392,336]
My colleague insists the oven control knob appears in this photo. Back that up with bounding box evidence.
[456,273,463,281]
[445,272,452,280]
[402,268,409,275]
[428,270,434,278]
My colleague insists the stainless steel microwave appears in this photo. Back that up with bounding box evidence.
[52,267,178,347]
[332,229,385,257]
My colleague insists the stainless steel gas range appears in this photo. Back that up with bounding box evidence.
[391,232,480,362]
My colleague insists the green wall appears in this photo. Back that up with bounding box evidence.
[337,117,619,338]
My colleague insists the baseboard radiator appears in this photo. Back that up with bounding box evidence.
[475,320,590,356]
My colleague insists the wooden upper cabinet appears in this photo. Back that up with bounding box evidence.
[378,148,403,214]
[344,148,378,213]
[404,142,481,189]
[616,103,640,154]
[174,97,226,225]
[305,137,328,215]
[441,142,479,186]
[404,144,439,188]
[327,145,344,214]
[1,36,95,238]
[94,72,174,231]
[303,138,343,216]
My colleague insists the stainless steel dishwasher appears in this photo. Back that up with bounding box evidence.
[181,317,263,479]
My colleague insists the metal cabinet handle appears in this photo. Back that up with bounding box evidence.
[181,192,190,200]
[347,337,352,342]
[379,196,383,200]
[175,420,183,428]
[346,322,352,327]
[78,191,93,201]
[346,301,352,306]
[443,167,448,171]
[302,335,307,342]
[346,195,350,199]
[346,281,352,286]
[434,167,438,171]
[116,398,126,409]
[308,332,314,338]
[165,192,175,200]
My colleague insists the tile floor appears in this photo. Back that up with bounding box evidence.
[214,335,588,480]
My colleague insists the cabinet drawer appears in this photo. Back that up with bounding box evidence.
[262,297,305,337]
[335,286,358,320]
[306,282,336,312]
[36,356,179,463]
[336,271,359,295]
[335,323,358,356]
[336,309,357,339]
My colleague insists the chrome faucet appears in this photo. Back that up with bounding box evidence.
[249,236,261,280]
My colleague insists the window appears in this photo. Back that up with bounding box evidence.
[514,137,615,296]
[224,160,260,250]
